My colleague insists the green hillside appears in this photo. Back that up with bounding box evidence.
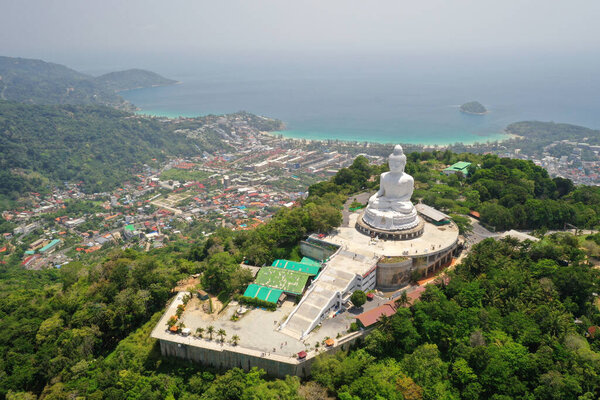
[0,101,221,196]
[2,159,600,399]
[0,56,127,108]
[95,69,177,92]
[0,56,177,109]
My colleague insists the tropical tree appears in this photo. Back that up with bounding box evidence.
[351,290,367,308]
[218,328,227,342]
[195,327,204,338]
[395,291,409,307]
[207,325,215,340]
[231,334,240,346]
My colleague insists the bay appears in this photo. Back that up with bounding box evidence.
[120,54,600,145]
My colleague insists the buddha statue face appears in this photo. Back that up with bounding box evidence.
[389,145,406,173]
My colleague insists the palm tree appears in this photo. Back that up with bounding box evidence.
[217,328,227,343]
[207,325,215,340]
[231,335,240,346]
[195,327,204,338]
[395,291,409,307]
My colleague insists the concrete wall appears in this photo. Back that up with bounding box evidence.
[376,258,414,289]
[376,244,457,289]
[360,267,377,291]
[300,239,338,261]
[159,339,307,377]
[158,330,367,378]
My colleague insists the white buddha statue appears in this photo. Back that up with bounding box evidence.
[362,144,420,231]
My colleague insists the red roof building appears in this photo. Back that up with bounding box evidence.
[356,303,398,328]
[356,286,428,329]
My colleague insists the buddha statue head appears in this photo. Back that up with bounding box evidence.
[389,144,406,173]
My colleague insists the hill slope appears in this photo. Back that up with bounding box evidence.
[95,68,177,92]
[0,56,127,108]
[0,56,177,108]
[506,120,600,143]
[0,101,218,194]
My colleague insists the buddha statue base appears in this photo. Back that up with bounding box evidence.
[356,210,424,241]
[362,206,419,231]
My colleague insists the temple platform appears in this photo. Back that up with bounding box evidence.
[330,213,458,259]
[356,211,424,240]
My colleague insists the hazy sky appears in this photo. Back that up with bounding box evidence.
[2,0,600,70]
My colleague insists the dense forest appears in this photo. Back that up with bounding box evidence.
[308,150,600,232]
[383,150,600,231]
[0,101,229,202]
[0,158,368,399]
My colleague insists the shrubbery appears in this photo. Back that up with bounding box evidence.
[236,295,277,311]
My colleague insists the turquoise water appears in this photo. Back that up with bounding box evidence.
[121,55,600,145]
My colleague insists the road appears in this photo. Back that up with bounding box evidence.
[464,217,497,248]
[342,192,371,227]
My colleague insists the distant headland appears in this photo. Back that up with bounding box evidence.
[0,55,176,110]
[460,101,488,115]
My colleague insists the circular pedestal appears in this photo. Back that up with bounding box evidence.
[362,206,419,231]
[355,211,424,241]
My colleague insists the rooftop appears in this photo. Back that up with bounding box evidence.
[272,259,321,276]
[356,302,397,328]
[243,284,284,303]
[151,292,372,363]
[39,239,61,253]
[255,267,311,295]
[300,257,322,266]
[416,203,451,222]
[323,213,459,258]
[443,161,472,175]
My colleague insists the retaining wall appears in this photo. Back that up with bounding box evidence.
[157,330,367,378]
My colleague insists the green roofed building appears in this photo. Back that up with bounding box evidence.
[272,259,321,276]
[243,284,284,304]
[255,267,311,295]
[39,239,61,254]
[300,257,321,267]
[443,161,472,177]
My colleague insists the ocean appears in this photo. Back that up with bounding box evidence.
[120,52,600,145]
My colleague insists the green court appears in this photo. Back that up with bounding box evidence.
[254,267,311,295]
[271,259,321,276]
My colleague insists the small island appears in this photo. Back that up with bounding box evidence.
[460,101,488,115]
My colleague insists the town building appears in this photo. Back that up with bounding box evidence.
[443,161,472,176]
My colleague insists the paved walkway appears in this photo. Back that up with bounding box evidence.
[342,193,370,227]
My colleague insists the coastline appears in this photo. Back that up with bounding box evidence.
[460,110,489,116]
[133,107,517,147]
[261,128,517,148]
[128,101,518,148]
[116,81,181,94]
